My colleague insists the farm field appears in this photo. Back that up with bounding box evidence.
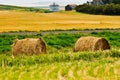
[0,51,120,80]
[0,31,120,79]
[0,10,120,32]
[0,6,120,79]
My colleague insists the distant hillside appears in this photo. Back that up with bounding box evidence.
[0,4,51,13]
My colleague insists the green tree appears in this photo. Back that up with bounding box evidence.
[102,0,112,4]
[112,0,120,4]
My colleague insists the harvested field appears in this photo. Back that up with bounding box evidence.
[0,11,120,32]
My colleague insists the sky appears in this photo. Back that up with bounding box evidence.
[0,0,89,7]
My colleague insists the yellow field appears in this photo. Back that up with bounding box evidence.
[0,10,120,32]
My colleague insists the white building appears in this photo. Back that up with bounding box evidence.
[49,3,59,12]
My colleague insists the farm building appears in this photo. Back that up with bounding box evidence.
[49,3,59,12]
[65,4,77,11]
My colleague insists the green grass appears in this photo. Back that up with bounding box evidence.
[0,61,120,80]
[0,49,120,79]
[0,31,120,79]
[0,31,120,52]
[0,48,120,66]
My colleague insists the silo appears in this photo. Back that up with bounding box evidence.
[49,3,59,12]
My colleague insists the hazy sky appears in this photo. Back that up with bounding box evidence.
[0,0,89,7]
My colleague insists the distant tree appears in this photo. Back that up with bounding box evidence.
[102,0,120,4]
[75,3,120,15]
[103,4,115,15]
[112,0,120,4]
[102,0,112,4]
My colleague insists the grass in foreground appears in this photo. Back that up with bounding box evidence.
[0,49,120,80]
[0,31,120,79]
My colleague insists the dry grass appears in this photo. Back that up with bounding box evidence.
[0,10,120,32]
[74,36,110,52]
[12,38,46,56]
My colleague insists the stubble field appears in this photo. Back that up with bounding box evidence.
[0,11,120,32]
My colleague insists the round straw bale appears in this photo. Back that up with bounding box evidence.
[12,38,46,56]
[73,36,110,52]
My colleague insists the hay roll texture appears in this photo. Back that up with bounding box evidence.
[74,36,110,52]
[12,38,46,56]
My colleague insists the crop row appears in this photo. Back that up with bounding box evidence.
[0,58,120,80]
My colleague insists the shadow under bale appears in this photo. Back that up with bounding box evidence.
[74,36,110,52]
[12,38,46,56]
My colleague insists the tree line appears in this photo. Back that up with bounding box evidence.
[102,0,120,4]
[75,3,120,15]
